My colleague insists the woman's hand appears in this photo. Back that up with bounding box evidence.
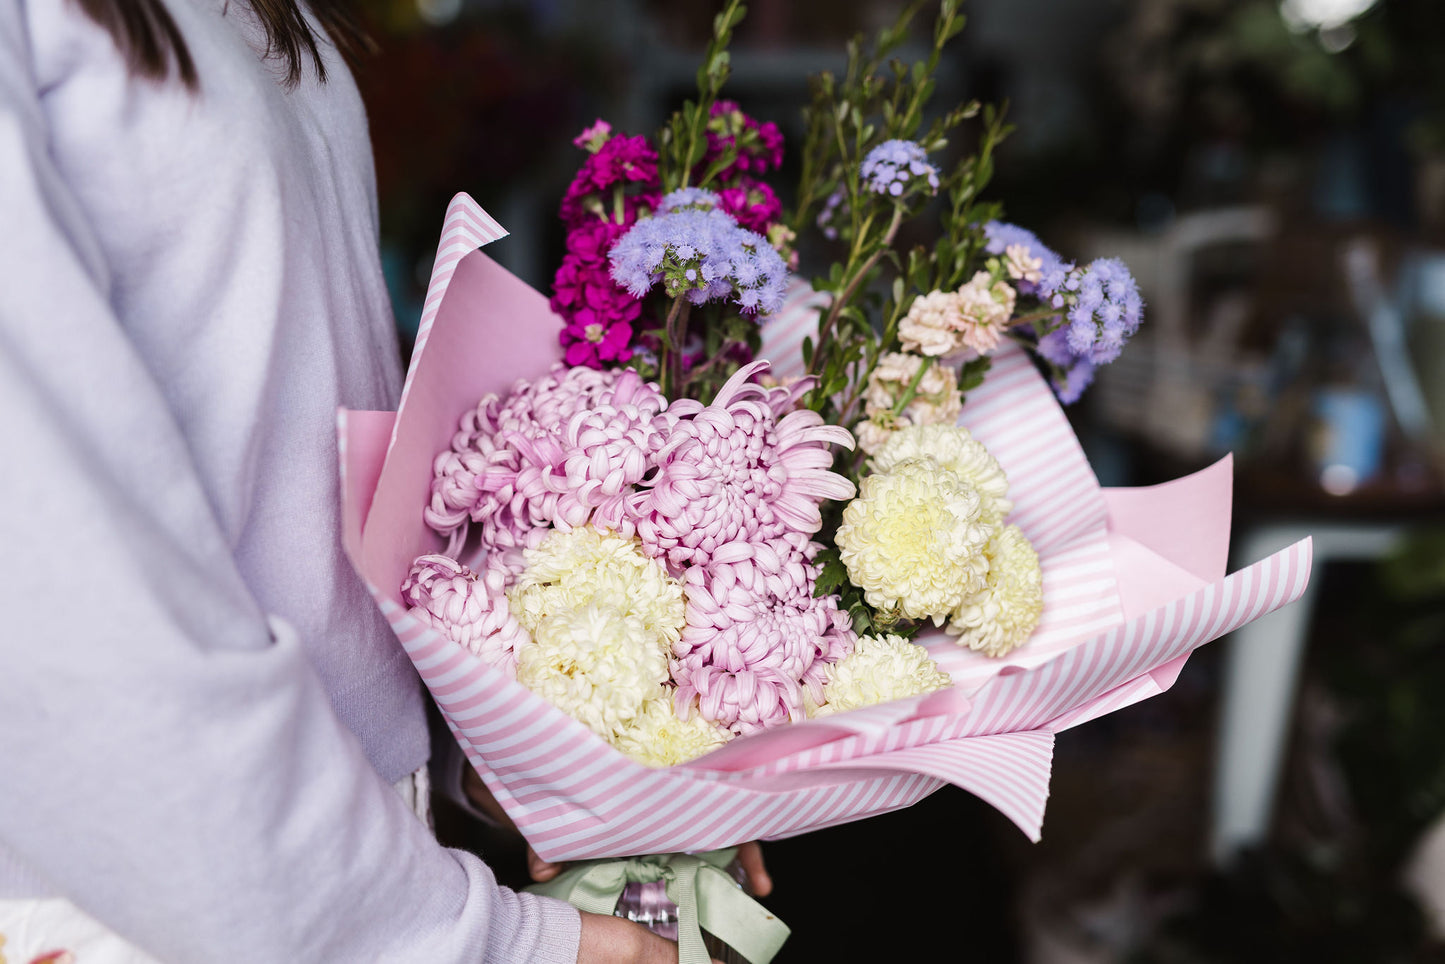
[577,911,725,964]
[466,765,774,898]
[529,841,771,897]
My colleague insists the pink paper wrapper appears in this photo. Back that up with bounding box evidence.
[339,194,1314,861]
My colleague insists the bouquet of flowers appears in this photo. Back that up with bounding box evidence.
[339,3,1314,960]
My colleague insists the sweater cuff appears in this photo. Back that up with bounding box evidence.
[517,892,582,964]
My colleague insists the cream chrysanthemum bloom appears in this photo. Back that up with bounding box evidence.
[954,271,1016,356]
[898,289,964,357]
[812,634,954,716]
[515,604,671,741]
[835,458,992,623]
[508,526,685,645]
[946,524,1044,658]
[609,696,732,767]
[871,424,1013,525]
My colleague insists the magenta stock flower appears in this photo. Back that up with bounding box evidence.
[629,361,856,569]
[705,100,784,180]
[552,215,645,369]
[402,554,529,672]
[717,178,783,236]
[573,119,613,152]
[559,133,659,227]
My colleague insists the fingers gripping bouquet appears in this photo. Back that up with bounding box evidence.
[339,3,1314,960]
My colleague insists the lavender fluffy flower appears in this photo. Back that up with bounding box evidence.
[657,187,721,214]
[982,221,1073,303]
[816,188,845,240]
[1063,257,1144,365]
[1033,328,1094,404]
[860,140,939,197]
[609,202,789,315]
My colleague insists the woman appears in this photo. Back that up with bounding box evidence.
[0,1,753,960]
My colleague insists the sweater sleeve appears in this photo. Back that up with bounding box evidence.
[0,6,580,962]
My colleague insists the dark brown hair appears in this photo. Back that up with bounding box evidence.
[74,0,374,89]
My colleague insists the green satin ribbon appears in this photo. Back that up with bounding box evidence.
[526,848,790,964]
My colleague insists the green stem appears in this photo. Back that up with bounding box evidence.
[662,296,692,399]
[1009,304,1067,330]
[809,204,906,376]
[890,356,934,417]
[837,356,871,427]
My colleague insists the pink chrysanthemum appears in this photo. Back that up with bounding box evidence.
[628,361,855,569]
[672,537,856,734]
[401,554,529,672]
[426,366,670,559]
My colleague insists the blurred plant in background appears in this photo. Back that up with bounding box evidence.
[356,0,609,347]
[990,0,1445,229]
[1129,529,1445,962]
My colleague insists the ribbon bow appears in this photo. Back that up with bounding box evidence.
[526,848,789,964]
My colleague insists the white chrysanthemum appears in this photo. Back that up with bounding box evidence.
[954,271,1016,356]
[898,289,964,357]
[508,526,685,645]
[609,695,733,767]
[811,634,954,716]
[946,524,1044,658]
[871,424,1013,524]
[835,458,993,623]
[515,604,671,741]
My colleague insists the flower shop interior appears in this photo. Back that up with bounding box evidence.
[356,0,1445,959]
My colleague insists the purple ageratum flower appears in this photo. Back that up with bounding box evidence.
[816,188,846,240]
[1034,325,1098,403]
[983,221,1073,303]
[627,360,856,570]
[657,186,721,214]
[861,139,940,197]
[608,205,789,315]
[1045,348,1097,406]
[1063,257,1144,365]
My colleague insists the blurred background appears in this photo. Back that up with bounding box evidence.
[354,0,1445,959]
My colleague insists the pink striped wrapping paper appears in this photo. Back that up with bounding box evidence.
[339,193,1313,860]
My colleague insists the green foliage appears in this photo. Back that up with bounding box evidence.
[656,0,747,192]
[648,1,1027,639]
[787,0,1012,439]
[812,546,917,639]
